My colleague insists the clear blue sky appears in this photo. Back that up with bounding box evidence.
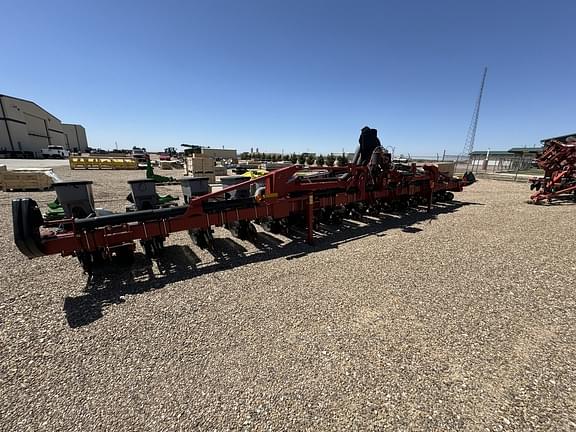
[2,0,574,155]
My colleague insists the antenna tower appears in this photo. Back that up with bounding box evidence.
[462,67,488,160]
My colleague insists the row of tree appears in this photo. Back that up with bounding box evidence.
[239,152,283,161]
[239,152,350,166]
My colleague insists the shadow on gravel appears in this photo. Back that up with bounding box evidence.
[63,200,479,328]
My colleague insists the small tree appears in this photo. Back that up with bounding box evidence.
[316,154,325,166]
[298,154,306,165]
[337,154,349,166]
[290,153,298,164]
[306,155,315,166]
[326,154,335,167]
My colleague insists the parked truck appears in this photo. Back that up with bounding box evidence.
[131,147,149,164]
[41,146,70,159]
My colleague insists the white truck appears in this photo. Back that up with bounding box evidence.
[131,147,149,165]
[41,146,70,159]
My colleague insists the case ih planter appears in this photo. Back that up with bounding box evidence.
[12,163,472,274]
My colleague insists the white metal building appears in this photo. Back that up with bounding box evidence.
[62,124,88,153]
[468,146,543,172]
[0,94,88,157]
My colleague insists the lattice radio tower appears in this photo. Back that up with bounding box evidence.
[462,67,488,161]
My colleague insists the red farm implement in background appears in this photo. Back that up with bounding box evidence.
[12,161,473,275]
[529,134,576,204]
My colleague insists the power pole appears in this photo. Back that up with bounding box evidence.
[463,67,488,170]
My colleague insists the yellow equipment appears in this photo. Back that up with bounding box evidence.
[241,169,268,179]
[69,156,138,170]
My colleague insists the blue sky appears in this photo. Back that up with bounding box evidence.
[2,0,575,155]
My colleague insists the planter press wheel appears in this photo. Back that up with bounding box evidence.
[189,229,214,250]
[12,198,45,258]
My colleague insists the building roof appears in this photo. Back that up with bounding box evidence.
[469,150,512,156]
[0,94,62,122]
[508,146,543,154]
[62,123,85,129]
[470,146,544,156]
[540,133,576,143]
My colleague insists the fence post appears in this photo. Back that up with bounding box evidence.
[514,154,524,182]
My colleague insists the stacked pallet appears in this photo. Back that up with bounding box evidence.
[69,156,138,170]
[184,156,215,182]
[416,162,456,178]
[0,166,60,191]
[261,162,292,171]
[214,165,228,176]
[159,160,181,170]
[432,162,456,177]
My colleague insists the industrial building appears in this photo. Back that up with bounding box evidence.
[62,124,88,153]
[468,146,543,172]
[0,94,88,157]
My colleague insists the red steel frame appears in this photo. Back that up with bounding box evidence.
[529,140,576,203]
[38,164,465,257]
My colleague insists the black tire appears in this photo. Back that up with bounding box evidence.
[76,252,95,274]
[142,240,154,257]
[190,229,213,249]
[231,221,257,240]
[12,198,45,258]
[142,236,165,257]
[113,245,135,265]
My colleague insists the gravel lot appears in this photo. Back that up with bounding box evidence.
[1,167,575,431]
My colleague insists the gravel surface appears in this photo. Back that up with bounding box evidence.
[1,168,575,431]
